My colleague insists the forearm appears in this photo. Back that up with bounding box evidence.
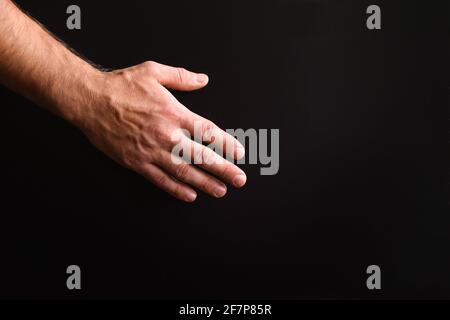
[0,0,103,125]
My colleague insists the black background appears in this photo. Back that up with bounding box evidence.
[0,0,449,299]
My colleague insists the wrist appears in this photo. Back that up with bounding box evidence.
[55,64,108,131]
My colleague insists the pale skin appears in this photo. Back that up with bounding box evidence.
[0,0,247,202]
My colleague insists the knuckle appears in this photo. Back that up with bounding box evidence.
[200,178,214,193]
[219,164,233,179]
[122,152,139,169]
[193,146,203,164]
[151,149,166,165]
[173,184,186,199]
[202,120,217,140]
[165,104,185,123]
[176,68,187,83]
[175,164,190,180]
[202,147,216,165]
[190,145,203,164]
[154,126,173,145]
[144,61,159,74]
[202,120,216,132]
[154,173,168,187]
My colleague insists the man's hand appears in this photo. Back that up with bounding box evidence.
[77,62,247,202]
[0,0,246,202]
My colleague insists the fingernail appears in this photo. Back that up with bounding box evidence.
[186,191,197,202]
[236,146,245,159]
[233,174,247,188]
[197,74,208,84]
[213,185,227,198]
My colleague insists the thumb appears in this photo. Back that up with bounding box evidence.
[153,62,209,91]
